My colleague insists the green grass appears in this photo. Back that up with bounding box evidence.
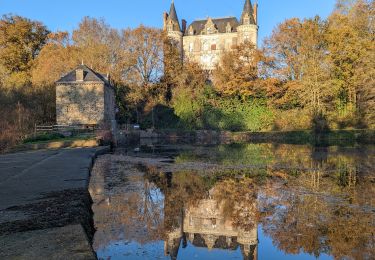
[23,132,94,144]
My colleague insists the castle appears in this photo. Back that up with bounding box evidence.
[163,0,259,70]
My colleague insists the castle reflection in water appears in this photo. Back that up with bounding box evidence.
[164,189,258,260]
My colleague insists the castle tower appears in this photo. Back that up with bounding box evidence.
[237,0,259,47]
[163,0,183,54]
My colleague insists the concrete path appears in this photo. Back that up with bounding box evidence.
[0,147,108,259]
[0,225,96,260]
[0,148,102,210]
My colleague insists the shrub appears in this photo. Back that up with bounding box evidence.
[0,122,22,153]
[273,109,311,131]
[172,87,205,129]
[210,98,274,132]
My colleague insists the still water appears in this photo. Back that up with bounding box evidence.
[89,143,374,260]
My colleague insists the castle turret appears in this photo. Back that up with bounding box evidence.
[238,0,259,47]
[163,0,183,54]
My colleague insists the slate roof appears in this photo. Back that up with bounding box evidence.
[56,64,108,84]
[169,1,179,23]
[189,234,239,250]
[185,17,239,35]
[168,1,181,31]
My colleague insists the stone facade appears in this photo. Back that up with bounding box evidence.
[56,65,115,126]
[164,0,259,70]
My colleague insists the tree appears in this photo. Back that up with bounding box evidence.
[264,18,304,82]
[161,33,183,102]
[213,42,270,98]
[0,15,49,88]
[326,0,374,125]
[120,26,164,122]
[32,31,81,86]
[72,17,126,82]
[298,17,332,112]
[265,17,332,112]
[172,60,208,128]
[122,25,163,87]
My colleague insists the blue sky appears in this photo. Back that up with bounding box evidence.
[0,0,336,43]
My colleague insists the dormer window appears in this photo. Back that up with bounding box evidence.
[226,23,232,33]
[204,18,217,35]
[189,26,194,35]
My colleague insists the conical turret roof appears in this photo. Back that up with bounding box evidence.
[240,0,256,25]
[168,0,181,31]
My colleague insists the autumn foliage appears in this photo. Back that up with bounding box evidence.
[0,0,374,151]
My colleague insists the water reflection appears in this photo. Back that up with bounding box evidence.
[90,143,374,260]
[163,180,258,260]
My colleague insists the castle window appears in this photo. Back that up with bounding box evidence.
[211,44,216,51]
[189,42,194,52]
[167,23,173,31]
[243,13,251,25]
[203,42,209,51]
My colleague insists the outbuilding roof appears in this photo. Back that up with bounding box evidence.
[56,64,108,84]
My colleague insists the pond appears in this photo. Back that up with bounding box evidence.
[89,142,374,260]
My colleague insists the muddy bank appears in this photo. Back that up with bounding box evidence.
[0,188,95,241]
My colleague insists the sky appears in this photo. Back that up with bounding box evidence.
[0,0,337,43]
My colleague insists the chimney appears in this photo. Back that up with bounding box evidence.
[182,19,187,33]
[253,3,258,24]
[76,69,84,81]
[163,12,169,30]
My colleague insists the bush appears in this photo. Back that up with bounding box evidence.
[205,99,274,132]
[172,87,205,129]
[0,122,22,153]
[273,109,311,131]
[171,85,275,132]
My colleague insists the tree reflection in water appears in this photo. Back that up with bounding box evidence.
[90,143,374,260]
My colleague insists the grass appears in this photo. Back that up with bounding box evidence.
[23,132,95,144]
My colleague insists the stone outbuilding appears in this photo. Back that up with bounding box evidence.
[56,65,115,126]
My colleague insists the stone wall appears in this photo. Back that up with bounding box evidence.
[56,82,105,125]
[182,29,257,70]
[183,32,238,70]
